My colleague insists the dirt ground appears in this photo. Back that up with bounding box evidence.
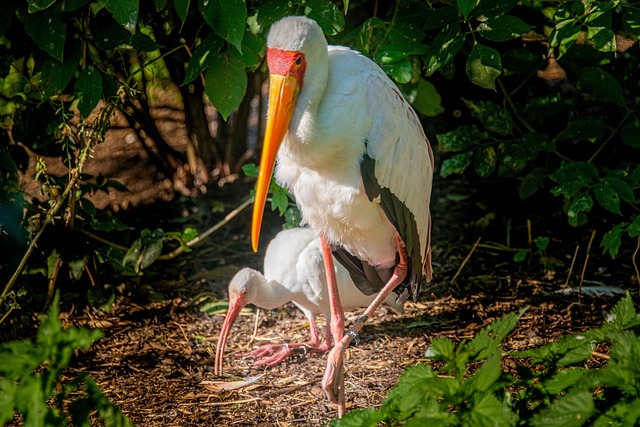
[64,174,635,427]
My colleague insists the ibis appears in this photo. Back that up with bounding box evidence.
[214,227,402,376]
[251,16,434,416]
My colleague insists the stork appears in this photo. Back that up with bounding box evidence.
[214,227,402,375]
[251,16,434,416]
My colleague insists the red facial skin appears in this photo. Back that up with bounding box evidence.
[266,49,306,88]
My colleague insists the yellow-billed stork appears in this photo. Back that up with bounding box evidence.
[214,227,402,375]
[251,16,434,416]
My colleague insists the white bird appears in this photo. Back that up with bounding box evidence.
[250,16,434,416]
[214,227,402,376]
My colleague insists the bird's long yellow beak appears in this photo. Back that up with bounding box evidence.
[251,73,299,252]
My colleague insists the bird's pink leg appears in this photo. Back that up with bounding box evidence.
[322,233,409,417]
[320,236,346,416]
[236,314,330,367]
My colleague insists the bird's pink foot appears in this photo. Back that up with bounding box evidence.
[236,343,318,367]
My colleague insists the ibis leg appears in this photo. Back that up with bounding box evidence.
[323,233,409,417]
[237,313,325,366]
[320,236,346,417]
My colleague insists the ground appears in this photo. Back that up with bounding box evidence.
[66,175,632,426]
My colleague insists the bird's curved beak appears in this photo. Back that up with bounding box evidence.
[214,295,247,376]
[251,73,299,252]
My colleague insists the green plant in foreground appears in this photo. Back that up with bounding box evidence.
[0,293,132,427]
[334,293,640,426]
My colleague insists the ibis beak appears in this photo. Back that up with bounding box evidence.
[251,73,299,252]
[214,295,247,376]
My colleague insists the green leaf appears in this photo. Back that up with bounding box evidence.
[468,392,512,427]
[466,43,501,90]
[242,163,258,177]
[621,120,640,148]
[89,213,132,232]
[388,22,428,56]
[605,176,635,204]
[629,216,640,238]
[513,250,527,262]
[463,99,514,135]
[69,257,86,281]
[549,19,581,57]
[304,0,345,36]
[15,375,47,427]
[330,407,383,427]
[28,0,56,13]
[440,151,473,177]
[174,0,190,23]
[576,67,625,106]
[23,5,66,62]
[199,0,247,50]
[556,117,606,143]
[471,352,502,392]
[601,223,626,258]
[425,337,455,360]
[519,168,549,199]
[204,51,247,120]
[473,146,496,177]
[543,369,588,395]
[535,236,549,252]
[409,78,444,117]
[567,192,593,227]
[436,125,488,152]
[474,0,519,18]
[605,293,640,330]
[0,379,15,425]
[235,31,264,70]
[589,27,616,52]
[478,15,533,42]
[425,24,465,76]
[98,0,139,33]
[94,23,163,51]
[41,45,81,100]
[467,308,526,361]
[594,180,622,215]
[553,162,599,182]
[86,378,134,426]
[423,6,458,30]
[498,142,527,176]
[74,66,103,118]
[531,391,594,427]
[183,33,223,85]
[380,58,413,84]
[123,229,165,272]
[457,0,479,19]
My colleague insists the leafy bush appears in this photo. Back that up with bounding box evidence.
[0,293,132,426]
[333,293,640,426]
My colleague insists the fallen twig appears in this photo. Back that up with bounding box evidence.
[158,196,253,260]
[451,237,481,284]
[579,230,597,305]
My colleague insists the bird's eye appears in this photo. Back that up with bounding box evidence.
[295,56,303,66]
[241,288,248,295]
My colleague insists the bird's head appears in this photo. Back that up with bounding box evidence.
[214,268,261,375]
[251,16,327,252]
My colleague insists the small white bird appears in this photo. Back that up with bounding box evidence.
[214,227,402,376]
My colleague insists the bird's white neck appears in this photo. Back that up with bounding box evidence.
[253,278,295,310]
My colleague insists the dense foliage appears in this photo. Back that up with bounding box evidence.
[333,293,640,426]
[0,293,132,426]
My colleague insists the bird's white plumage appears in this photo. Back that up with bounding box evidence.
[232,228,402,319]
[269,21,433,277]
